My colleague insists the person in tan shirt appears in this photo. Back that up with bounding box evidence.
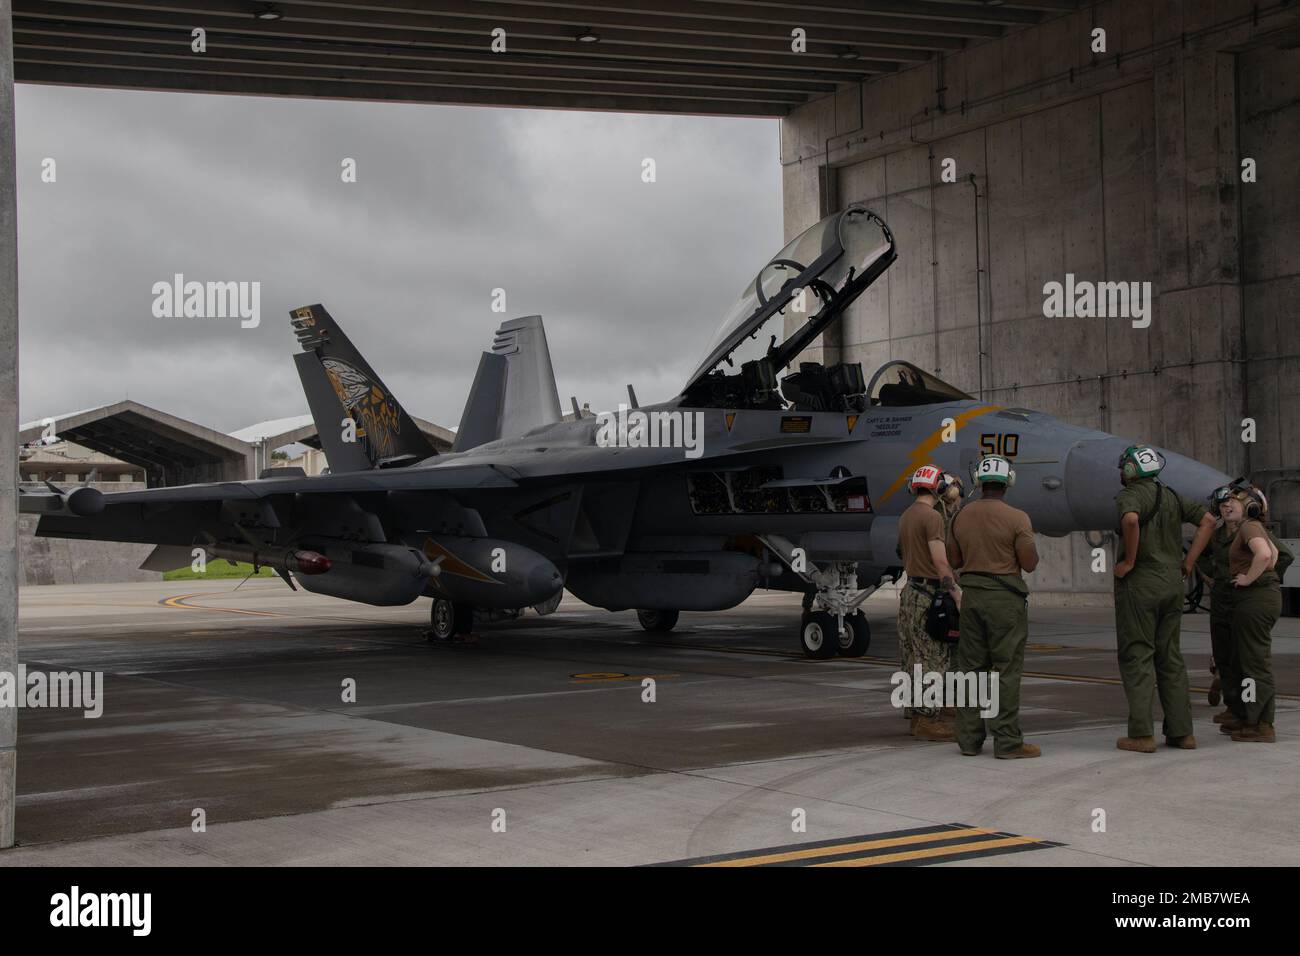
[1221,487,1282,742]
[946,454,1040,759]
[895,464,960,742]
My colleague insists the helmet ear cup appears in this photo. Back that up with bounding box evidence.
[1244,493,1263,519]
[1006,468,1016,489]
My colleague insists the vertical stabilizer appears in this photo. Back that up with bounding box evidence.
[494,315,562,438]
[289,304,435,471]
[454,315,562,451]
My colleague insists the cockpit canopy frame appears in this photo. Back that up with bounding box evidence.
[680,205,896,398]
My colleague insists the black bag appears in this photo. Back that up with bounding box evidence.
[924,589,960,644]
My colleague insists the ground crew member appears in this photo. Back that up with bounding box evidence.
[938,472,965,533]
[896,463,960,741]
[946,454,1040,759]
[934,473,965,722]
[1112,445,1216,753]
[1219,486,1282,742]
[1193,486,1240,722]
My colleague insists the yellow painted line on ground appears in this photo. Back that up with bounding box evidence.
[696,826,996,867]
[812,834,1043,867]
[160,592,282,617]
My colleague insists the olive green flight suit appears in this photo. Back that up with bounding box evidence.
[953,573,1030,755]
[1113,479,1206,739]
[1235,571,1281,726]
[1197,525,1241,718]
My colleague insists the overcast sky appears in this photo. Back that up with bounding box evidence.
[15,85,782,436]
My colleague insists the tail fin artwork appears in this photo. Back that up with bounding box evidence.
[290,304,436,471]
[454,314,562,452]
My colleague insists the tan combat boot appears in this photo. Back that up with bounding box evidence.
[1165,735,1197,749]
[1116,736,1157,753]
[1219,717,1246,734]
[995,743,1041,759]
[1212,709,1236,724]
[912,715,956,742]
[1231,723,1276,743]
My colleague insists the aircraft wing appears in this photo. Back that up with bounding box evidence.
[55,462,518,505]
[20,462,520,546]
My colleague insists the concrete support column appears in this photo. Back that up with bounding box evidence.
[0,0,17,849]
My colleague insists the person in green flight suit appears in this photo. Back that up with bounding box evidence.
[1112,445,1216,753]
[1217,485,1285,742]
[1193,485,1242,725]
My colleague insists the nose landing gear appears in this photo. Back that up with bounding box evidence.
[765,535,876,659]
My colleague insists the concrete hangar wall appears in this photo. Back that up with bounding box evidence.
[782,0,1300,598]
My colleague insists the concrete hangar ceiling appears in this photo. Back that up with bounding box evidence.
[11,0,1078,117]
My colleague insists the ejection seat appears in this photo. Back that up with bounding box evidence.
[781,361,868,412]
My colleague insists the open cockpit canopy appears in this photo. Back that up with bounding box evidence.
[681,205,895,406]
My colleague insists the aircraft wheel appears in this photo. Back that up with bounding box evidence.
[838,612,871,657]
[532,589,563,616]
[429,598,473,641]
[636,609,679,632]
[800,611,840,660]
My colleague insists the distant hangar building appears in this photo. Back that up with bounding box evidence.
[17,401,455,587]
[18,400,455,487]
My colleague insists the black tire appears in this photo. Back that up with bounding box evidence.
[636,609,679,632]
[838,612,871,657]
[532,589,563,616]
[800,611,840,660]
[429,598,474,641]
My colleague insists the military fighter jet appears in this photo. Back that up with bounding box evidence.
[21,204,1229,657]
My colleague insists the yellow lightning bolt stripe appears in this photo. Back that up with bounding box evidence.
[878,404,1002,504]
[422,539,498,584]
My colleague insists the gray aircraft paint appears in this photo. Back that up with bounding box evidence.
[21,207,1229,617]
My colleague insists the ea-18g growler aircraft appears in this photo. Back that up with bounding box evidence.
[23,205,1228,657]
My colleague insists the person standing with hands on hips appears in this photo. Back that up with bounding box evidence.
[1218,485,1283,743]
[1112,445,1216,753]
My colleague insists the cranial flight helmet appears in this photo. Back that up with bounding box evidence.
[1118,444,1165,482]
[908,463,947,495]
[974,454,1015,487]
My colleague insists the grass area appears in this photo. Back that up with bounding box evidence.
[163,560,277,581]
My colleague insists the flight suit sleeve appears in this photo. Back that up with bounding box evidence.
[1115,485,1142,521]
[1177,493,1207,526]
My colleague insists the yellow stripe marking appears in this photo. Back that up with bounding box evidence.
[696,826,996,867]
[812,834,1043,867]
[162,593,281,617]
[879,404,1001,504]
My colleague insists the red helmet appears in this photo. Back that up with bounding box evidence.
[908,464,944,495]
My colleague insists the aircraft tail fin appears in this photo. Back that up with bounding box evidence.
[290,304,436,471]
[454,315,561,452]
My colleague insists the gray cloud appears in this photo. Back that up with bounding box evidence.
[16,85,781,437]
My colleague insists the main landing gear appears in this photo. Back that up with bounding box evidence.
[428,597,474,642]
[636,608,680,633]
[765,535,874,660]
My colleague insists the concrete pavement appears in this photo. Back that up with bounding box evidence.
[2,581,1297,866]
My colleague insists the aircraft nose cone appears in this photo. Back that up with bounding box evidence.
[526,562,564,604]
[1064,438,1231,531]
